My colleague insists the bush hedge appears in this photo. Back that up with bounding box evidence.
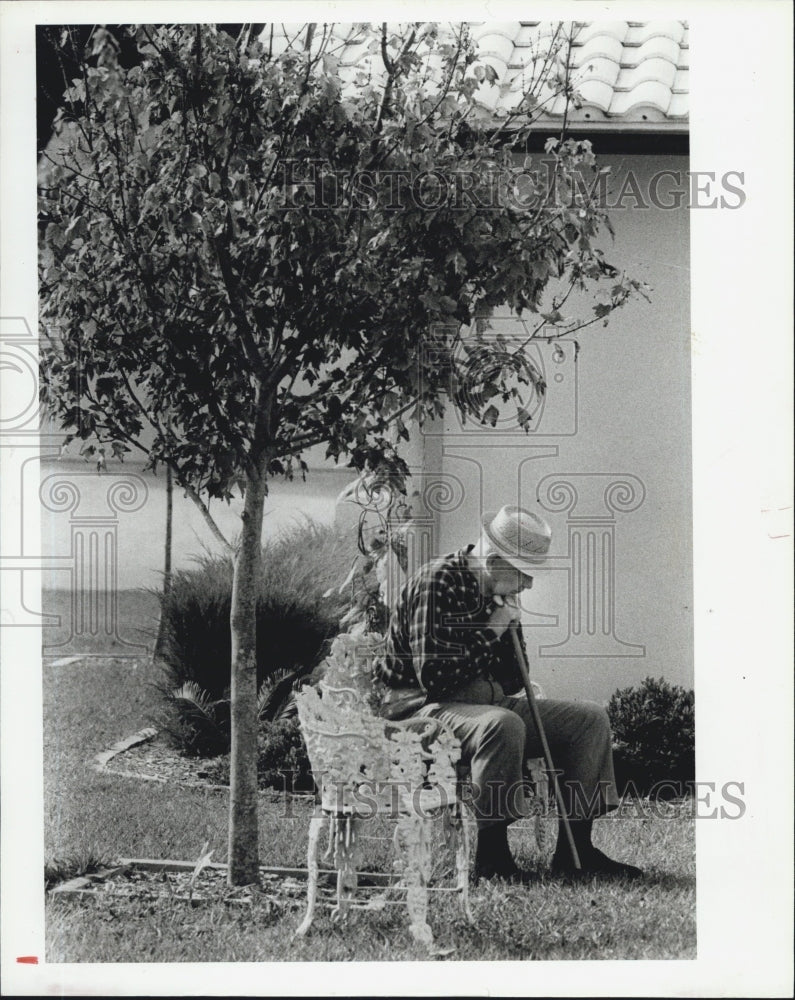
[607,676,695,798]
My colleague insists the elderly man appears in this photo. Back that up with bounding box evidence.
[377,504,641,883]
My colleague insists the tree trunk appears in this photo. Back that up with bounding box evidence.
[153,461,174,661]
[164,460,173,589]
[228,469,267,886]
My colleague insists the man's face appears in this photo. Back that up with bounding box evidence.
[487,555,534,597]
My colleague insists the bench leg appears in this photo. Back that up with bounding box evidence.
[399,812,434,949]
[454,803,475,924]
[295,813,325,938]
[330,816,360,925]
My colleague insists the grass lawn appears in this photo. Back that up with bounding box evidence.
[43,591,696,963]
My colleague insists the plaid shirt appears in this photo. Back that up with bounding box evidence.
[379,546,528,700]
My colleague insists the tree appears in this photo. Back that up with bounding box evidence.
[39,22,648,885]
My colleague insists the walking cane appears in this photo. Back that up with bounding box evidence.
[495,596,581,870]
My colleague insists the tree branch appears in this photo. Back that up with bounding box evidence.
[178,479,236,552]
[211,222,272,385]
[373,23,417,134]
[414,26,464,130]
[284,389,421,455]
[380,23,394,75]
[115,367,234,551]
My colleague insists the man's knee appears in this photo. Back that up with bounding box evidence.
[575,701,612,743]
[582,701,611,728]
[479,708,526,752]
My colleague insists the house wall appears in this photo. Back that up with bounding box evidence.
[37,153,691,702]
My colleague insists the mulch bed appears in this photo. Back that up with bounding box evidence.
[97,729,313,802]
[106,733,228,786]
[51,863,312,910]
[50,858,404,911]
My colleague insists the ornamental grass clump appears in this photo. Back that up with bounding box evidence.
[155,519,351,756]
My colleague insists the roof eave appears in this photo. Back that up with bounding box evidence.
[561,120,689,135]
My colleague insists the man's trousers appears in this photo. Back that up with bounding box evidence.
[416,677,620,828]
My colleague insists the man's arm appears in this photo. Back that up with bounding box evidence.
[409,570,503,699]
[488,628,527,696]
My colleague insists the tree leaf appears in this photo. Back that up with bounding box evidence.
[481,404,499,427]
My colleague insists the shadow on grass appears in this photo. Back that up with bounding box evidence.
[537,869,695,891]
[635,870,696,891]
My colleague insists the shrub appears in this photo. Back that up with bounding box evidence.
[257,716,313,791]
[157,681,232,757]
[155,518,352,755]
[203,716,314,792]
[607,676,695,798]
[155,669,302,759]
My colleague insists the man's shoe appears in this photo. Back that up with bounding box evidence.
[550,847,643,880]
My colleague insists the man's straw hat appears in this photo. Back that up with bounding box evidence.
[481,505,552,574]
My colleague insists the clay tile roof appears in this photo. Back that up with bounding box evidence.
[258,21,689,132]
[478,20,689,130]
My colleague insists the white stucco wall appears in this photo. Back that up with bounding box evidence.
[415,154,693,700]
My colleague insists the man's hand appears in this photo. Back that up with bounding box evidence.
[485,601,520,638]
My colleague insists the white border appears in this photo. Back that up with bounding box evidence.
[2,2,793,996]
